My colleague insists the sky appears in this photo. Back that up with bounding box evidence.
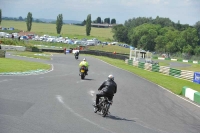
[0,0,200,25]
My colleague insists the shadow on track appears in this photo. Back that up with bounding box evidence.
[106,115,136,122]
[83,78,94,81]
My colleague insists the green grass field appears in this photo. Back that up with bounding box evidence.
[1,20,113,41]
[157,60,200,71]
[12,51,52,60]
[87,45,130,54]
[0,58,51,73]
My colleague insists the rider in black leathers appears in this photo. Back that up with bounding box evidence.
[74,51,79,57]
[94,75,117,108]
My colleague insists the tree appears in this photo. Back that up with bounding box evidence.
[111,19,116,24]
[104,18,110,24]
[194,46,200,56]
[124,17,152,29]
[26,12,33,31]
[82,20,86,25]
[194,21,200,44]
[86,14,91,36]
[96,17,101,23]
[180,27,199,48]
[112,24,129,43]
[0,9,2,24]
[155,26,176,53]
[19,16,23,21]
[152,16,173,27]
[56,14,63,34]
[182,44,193,55]
[128,24,160,51]
[155,35,168,53]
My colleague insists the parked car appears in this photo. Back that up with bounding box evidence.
[0,32,7,38]
[102,42,108,45]
[5,34,12,38]
[46,38,55,43]
[27,34,35,39]
[20,36,28,40]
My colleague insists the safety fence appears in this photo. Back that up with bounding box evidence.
[125,59,194,82]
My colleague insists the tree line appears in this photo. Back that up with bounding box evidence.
[0,9,115,36]
[112,16,200,56]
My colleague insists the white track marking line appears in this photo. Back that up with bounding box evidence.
[0,79,13,83]
[56,94,168,133]
[0,64,54,76]
[56,95,116,133]
[90,90,95,97]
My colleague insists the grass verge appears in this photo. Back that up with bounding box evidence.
[89,55,200,94]
[12,51,52,60]
[0,58,51,73]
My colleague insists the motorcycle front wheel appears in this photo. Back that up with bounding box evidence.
[94,107,98,113]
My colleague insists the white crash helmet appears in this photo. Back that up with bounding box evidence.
[108,74,114,81]
[83,58,86,61]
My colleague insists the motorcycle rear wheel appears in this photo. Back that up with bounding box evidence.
[101,104,110,117]
[81,73,85,79]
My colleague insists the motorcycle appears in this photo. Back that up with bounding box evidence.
[75,55,78,60]
[94,96,112,117]
[79,66,86,79]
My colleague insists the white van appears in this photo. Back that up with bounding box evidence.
[0,32,7,38]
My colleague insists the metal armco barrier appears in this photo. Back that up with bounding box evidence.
[41,49,129,61]
[79,50,129,61]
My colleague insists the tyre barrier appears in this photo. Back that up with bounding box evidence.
[0,50,6,58]
[125,59,194,82]
[182,86,200,105]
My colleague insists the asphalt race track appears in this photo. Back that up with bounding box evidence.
[0,53,200,133]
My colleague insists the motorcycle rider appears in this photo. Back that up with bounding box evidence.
[79,58,89,75]
[74,51,79,58]
[94,74,117,108]
[74,51,79,56]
